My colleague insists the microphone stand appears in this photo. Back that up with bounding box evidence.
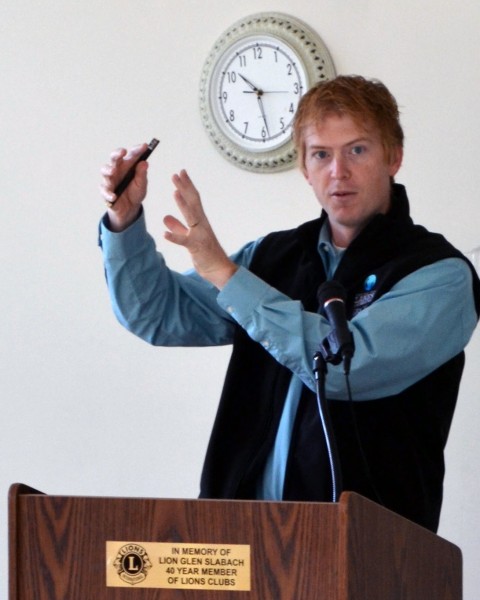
[312,341,344,503]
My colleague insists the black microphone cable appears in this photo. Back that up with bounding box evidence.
[313,352,343,502]
[315,280,384,506]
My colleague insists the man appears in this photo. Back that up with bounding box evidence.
[99,75,479,532]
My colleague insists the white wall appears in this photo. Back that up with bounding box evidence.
[1,0,479,597]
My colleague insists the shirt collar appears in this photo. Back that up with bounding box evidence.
[318,221,346,279]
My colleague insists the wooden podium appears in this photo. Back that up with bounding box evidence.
[9,483,461,599]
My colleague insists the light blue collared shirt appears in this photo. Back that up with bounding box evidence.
[99,211,477,500]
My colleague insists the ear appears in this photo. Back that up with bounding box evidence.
[388,146,403,177]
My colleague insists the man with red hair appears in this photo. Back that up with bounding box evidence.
[99,76,479,532]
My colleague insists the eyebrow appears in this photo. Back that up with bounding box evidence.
[306,136,372,151]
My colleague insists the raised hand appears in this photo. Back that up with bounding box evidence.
[100,143,149,232]
[164,170,238,289]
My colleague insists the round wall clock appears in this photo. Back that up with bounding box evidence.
[199,12,336,173]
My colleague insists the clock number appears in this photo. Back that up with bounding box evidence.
[227,71,237,84]
[289,103,295,114]
[253,46,263,60]
[261,127,267,139]
[243,122,249,135]
[293,82,300,95]
[279,117,285,131]
[238,54,246,67]
[286,63,293,76]
[222,91,228,103]
[229,110,235,122]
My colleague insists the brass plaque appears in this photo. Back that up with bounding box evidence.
[106,541,251,591]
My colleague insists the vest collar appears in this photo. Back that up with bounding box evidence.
[296,183,412,263]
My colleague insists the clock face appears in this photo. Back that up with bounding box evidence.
[210,35,308,153]
[199,13,336,172]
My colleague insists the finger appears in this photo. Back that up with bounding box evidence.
[100,148,127,197]
[172,168,193,188]
[172,170,201,202]
[110,144,144,162]
[109,147,127,165]
[163,214,188,233]
[100,163,114,177]
[99,182,116,204]
[163,215,190,246]
[173,191,206,231]
[109,144,146,178]
[100,164,118,196]
[172,171,204,226]
[124,143,147,161]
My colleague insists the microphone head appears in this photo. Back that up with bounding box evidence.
[317,280,347,308]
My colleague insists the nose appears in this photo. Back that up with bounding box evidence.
[330,155,350,180]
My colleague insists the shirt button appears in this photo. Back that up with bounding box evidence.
[226,306,234,314]
[261,339,270,349]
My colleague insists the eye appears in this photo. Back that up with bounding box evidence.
[314,149,329,160]
[350,145,366,156]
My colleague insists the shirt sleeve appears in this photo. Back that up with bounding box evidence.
[98,210,258,347]
[216,258,478,400]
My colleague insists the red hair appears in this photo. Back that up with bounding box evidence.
[293,75,404,167]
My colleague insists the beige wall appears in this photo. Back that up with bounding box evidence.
[1,0,479,596]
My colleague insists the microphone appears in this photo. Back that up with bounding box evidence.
[317,281,354,374]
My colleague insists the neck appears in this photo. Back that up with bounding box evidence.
[330,225,360,248]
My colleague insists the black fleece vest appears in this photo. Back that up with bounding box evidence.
[199,185,480,532]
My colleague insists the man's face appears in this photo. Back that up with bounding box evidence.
[302,114,403,247]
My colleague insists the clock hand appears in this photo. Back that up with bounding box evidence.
[238,73,262,93]
[238,74,288,96]
[243,90,289,94]
[257,95,270,138]
[238,73,269,135]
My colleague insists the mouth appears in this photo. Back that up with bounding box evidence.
[330,190,356,199]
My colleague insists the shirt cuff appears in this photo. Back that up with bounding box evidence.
[98,208,150,260]
[217,266,272,322]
